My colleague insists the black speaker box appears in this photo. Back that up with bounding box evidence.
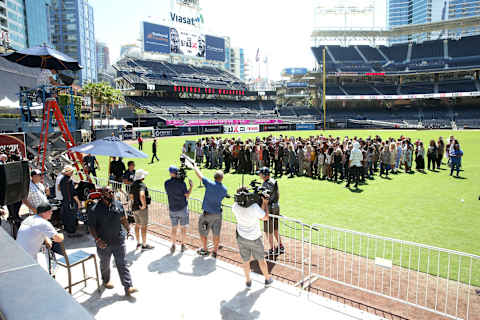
[0,161,30,206]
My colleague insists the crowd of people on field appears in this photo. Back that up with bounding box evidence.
[190,134,464,188]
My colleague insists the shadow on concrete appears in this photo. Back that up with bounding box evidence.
[147,253,183,274]
[220,288,267,320]
[125,248,143,267]
[80,292,135,316]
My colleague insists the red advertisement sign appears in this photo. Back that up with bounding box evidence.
[0,133,27,158]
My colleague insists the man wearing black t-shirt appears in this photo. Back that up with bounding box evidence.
[122,161,136,185]
[129,169,154,251]
[88,187,138,296]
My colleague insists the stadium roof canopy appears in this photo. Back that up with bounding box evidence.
[311,16,480,40]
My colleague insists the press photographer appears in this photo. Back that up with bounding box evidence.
[232,187,273,289]
[165,164,193,254]
[257,167,285,257]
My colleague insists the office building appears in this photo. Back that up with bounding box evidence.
[2,0,27,50]
[50,0,97,84]
[228,47,247,81]
[96,40,110,73]
[387,0,480,43]
[25,0,51,47]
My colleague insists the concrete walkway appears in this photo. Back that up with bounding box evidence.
[38,234,384,320]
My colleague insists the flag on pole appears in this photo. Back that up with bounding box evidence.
[255,48,260,62]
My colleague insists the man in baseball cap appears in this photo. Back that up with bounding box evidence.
[165,165,193,254]
[17,202,64,261]
[129,169,154,251]
[257,167,285,257]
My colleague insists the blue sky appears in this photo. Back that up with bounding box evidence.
[89,0,384,79]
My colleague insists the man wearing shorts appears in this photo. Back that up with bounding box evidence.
[129,169,154,251]
[165,165,193,254]
[258,167,285,257]
[192,162,228,258]
[232,189,273,289]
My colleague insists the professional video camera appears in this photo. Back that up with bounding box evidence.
[179,154,196,181]
[234,179,271,208]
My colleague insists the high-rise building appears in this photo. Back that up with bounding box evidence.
[387,0,432,43]
[96,41,110,73]
[25,0,51,47]
[120,44,139,58]
[2,0,27,50]
[448,0,480,37]
[387,0,480,43]
[50,0,97,84]
[228,47,247,81]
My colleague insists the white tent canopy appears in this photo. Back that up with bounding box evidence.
[93,118,132,127]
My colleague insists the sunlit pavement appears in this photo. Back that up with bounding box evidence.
[38,233,384,320]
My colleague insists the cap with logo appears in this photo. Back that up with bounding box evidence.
[31,169,42,177]
[256,167,270,176]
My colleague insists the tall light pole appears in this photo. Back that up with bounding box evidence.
[322,47,326,131]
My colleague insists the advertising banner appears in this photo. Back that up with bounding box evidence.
[278,124,292,131]
[143,22,170,54]
[261,124,277,132]
[224,125,260,134]
[205,35,225,62]
[287,82,308,88]
[282,68,308,76]
[202,126,223,134]
[153,129,175,137]
[296,123,316,130]
[180,126,199,135]
[170,27,205,57]
[0,133,26,158]
[143,22,224,62]
[121,131,134,140]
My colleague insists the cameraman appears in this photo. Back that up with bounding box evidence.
[165,165,193,254]
[191,161,228,258]
[258,167,284,256]
[232,188,273,289]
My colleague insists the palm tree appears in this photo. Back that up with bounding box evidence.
[80,82,123,129]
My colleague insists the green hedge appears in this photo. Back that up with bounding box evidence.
[58,94,82,119]
[0,113,20,118]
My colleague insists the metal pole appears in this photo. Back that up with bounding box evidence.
[322,47,326,130]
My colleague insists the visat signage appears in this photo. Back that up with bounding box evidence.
[170,12,202,26]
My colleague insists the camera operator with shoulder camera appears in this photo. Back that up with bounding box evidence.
[190,158,228,258]
[233,188,274,289]
[258,167,285,257]
[165,165,193,254]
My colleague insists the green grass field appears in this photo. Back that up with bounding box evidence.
[95,129,479,257]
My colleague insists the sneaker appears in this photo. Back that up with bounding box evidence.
[265,248,274,258]
[103,282,114,289]
[170,244,175,254]
[125,287,139,296]
[265,278,274,288]
[246,281,252,290]
[277,245,285,254]
[211,251,217,259]
[180,244,186,252]
[142,244,154,251]
[197,248,209,256]
[136,243,141,250]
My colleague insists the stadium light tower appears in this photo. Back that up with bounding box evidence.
[312,0,380,46]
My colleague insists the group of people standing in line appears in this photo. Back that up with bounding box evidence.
[191,134,464,187]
